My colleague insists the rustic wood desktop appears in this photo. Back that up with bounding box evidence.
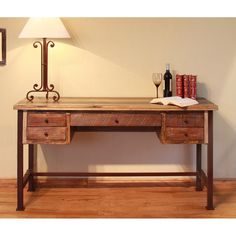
[14,97,218,211]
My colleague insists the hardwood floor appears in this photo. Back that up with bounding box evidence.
[0,178,236,218]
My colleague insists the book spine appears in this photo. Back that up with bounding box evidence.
[183,75,189,98]
[189,75,197,100]
[176,74,183,98]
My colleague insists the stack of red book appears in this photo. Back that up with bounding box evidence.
[176,74,197,99]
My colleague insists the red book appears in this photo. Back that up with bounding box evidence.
[183,75,189,98]
[176,74,183,98]
[189,75,197,99]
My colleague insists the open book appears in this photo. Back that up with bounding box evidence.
[150,96,199,107]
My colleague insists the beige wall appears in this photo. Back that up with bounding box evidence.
[0,18,235,178]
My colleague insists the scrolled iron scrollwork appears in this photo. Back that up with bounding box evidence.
[25,39,60,102]
[47,40,55,48]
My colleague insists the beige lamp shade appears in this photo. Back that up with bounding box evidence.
[19,18,70,39]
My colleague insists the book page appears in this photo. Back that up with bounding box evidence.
[150,96,198,107]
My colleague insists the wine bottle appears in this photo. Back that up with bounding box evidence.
[163,63,172,97]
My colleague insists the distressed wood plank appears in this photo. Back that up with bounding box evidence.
[166,112,204,127]
[27,112,66,127]
[26,127,68,144]
[204,111,209,144]
[71,113,162,127]
[14,97,218,111]
[161,127,204,144]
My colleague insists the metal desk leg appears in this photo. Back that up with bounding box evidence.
[16,110,24,211]
[206,111,214,210]
[196,144,203,191]
[28,144,35,192]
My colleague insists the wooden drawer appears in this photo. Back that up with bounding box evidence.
[27,112,66,127]
[161,127,204,144]
[27,127,67,143]
[71,113,162,127]
[166,112,204,127]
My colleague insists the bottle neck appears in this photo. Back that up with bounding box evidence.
[166,64,170,71]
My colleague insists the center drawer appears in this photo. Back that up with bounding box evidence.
[70,113,162,127]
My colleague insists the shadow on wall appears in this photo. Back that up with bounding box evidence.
[213,112,236,178]
[200,111,236,178]
[40,132,195,173]
[197,82,208,98]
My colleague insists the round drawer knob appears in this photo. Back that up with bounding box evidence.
[184,120,188,124]
[184,133,188,137]
[45,119,49,124]
[44,132,49,137]
[115,119,119,124]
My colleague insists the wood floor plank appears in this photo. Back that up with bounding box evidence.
[0,179,236,218]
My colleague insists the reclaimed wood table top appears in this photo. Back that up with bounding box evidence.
[14,97,218,111]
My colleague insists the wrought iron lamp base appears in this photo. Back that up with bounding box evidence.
[26,87,60,102]
[26,38,60,102]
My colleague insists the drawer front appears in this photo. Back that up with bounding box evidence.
[28,113,66,127]
[164,127,204,144]
[166,112,204,127]
[27,127,67,142]
[71,113,162,127]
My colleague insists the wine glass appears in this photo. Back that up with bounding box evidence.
[152,73,163,98]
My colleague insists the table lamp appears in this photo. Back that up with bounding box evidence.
[19,18,70,101]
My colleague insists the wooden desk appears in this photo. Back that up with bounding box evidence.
[14,97,218,211]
